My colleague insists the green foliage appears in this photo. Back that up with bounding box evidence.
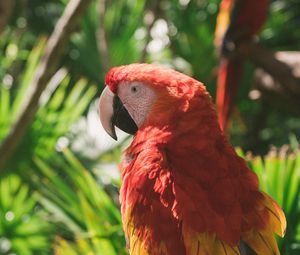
[33,148,126,255]
[0,21,97,255]
[0,36,97,171]
[1,0,300,254]
[263,0,300,50]
[0,174,51,255]
[66,0,146,84]
[166,0,219,88]
[238,146,300,255]
[230,0,300,153]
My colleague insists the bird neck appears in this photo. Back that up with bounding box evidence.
[129,89,231,159]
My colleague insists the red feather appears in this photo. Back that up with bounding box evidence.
[105,64,285,255]
[215,0,269,130]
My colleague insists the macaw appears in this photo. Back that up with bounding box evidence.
[215,0,269,130]
[99,63,286,255]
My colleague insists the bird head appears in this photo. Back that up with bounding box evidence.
[99,63,217,140]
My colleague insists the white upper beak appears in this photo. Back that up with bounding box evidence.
[99,86,117,140]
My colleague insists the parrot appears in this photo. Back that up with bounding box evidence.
[215,0,269,130]
[99,63,286,255]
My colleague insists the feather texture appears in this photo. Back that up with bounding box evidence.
[215,0,269,130]
[105,64,286,255]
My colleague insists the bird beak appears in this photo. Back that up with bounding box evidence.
[99,86,138,141]
[99,86,117,140]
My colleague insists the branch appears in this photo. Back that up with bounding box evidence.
[0,0,15,34]
[96,0,110,71]
[252,52,300,114]
[237,42,300,95]
[0,0,91,171]
[140,0,161,62]
[226,42,300,113]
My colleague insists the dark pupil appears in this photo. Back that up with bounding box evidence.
[132,86,137,92]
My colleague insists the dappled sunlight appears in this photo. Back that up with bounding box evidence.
[0,0,299,254]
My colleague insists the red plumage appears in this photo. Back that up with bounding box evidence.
[215,0,269,130]
[104,64,285,255]
[216,58,244,131]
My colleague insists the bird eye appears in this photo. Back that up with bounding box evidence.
[131,86,138,93]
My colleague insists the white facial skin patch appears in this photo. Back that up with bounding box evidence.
[117,81,157,128]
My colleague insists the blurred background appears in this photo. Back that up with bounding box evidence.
[0,0,299,254]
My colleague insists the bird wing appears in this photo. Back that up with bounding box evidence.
[120,128,286,255]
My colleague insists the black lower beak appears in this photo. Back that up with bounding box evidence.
[112,96,138,137]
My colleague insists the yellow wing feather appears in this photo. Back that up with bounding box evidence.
[181,191,286,255]
[262,192,287,237]
[183,225,241,255]
[243,230,280,255]
[123,191,286,255]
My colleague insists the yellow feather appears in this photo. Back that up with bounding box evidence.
[124,205,170,255]
[123,194,285,255]
[243,230,280,255]
[212,240,240,255]
[182,230,209,255]
[183,226,241,255]
[263,192,287,237]
[214,0,235,48]
[128,234,149,255]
